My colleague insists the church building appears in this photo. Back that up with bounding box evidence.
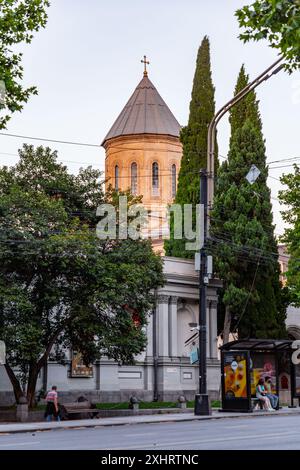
[0,63,221,405]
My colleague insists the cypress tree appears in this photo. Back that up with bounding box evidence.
[211,66,287,341]
[229,64,262,135]
[164,36,217,258]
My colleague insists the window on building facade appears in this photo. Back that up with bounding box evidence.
[152,162,159,196]
[115,165,119,191]
[171,164,176,198]
[131,162,137,195]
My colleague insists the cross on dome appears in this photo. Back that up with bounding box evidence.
[141,55,150,77]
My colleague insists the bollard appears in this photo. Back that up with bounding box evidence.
[177,395,187,409]
[129,396,139,413]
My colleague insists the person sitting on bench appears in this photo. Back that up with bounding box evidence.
[256,378,275,411]
[264,376,279,409]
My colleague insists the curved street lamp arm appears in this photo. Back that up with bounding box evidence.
[206,56,284,232]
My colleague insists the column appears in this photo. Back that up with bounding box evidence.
[157,295,169,357]
[169,296,178,357]
[146,312,153,357]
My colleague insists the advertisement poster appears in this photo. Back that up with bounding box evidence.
[223,352,247,399]
[250,352,276,396]
[71,351,93,378]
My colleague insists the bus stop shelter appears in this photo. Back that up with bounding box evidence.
[220,339,300,412]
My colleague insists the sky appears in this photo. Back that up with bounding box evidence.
[0,0,299,235]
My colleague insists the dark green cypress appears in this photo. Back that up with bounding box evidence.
[211,66,287,341]
[164,36,217,258]
[229,64,262,135]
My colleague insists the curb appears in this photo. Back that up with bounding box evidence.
[1,408,300,435]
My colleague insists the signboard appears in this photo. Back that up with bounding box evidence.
[190,348,199,365]
[71,351,93,378]
[246,164,261,184]
[0,341,5,365]
[221,350,251,411]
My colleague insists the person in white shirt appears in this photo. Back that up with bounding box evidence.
[44,385,60,422]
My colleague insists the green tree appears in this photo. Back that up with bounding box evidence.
[164,36,217,258]
[236,0,300,71]
[0,145,164,407]
[229,64,262,136]
[279,165,300,305]
[0,0,50,129]
[211,67,287,341]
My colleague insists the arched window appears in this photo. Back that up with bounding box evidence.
[115,165,119,191]
[152,162,159,195]
[171,164,176,198]
[131,162,137,195]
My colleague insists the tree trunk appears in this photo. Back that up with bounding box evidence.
[4,327,63,408]
[223,306,231,345]
[26,327,64,408]
[27,365,40,409]
[4,363,24,404]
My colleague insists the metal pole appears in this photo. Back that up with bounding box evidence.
[153,305,158,402]
[194,169,211,415]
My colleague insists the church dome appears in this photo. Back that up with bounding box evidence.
[102,75,181,146]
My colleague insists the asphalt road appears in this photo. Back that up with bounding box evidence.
[0,415,300,450]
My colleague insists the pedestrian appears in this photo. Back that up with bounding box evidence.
[44,385,60,422]
[265,376,279,409]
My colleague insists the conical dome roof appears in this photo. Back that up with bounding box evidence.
[102,75,181,145]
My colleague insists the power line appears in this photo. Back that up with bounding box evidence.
[208,235,292,262]
[0,132,101,148]
[233,252,262,332]
[1,131,299,167]
[208,215,282,238]
[268,163,300,170]
[0,152,104,167]
[268,156,300,165]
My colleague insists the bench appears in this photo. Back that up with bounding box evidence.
[251,397,264,411]
[59,400,100,420]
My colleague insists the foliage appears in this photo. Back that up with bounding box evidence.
[164,36,217,258]
[229,64,262,135]
[0,0,50,128]
[0,145,164,406]
[279,165,300,305]
[236,0,300,71]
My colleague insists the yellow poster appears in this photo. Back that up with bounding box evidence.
[224,355,247,398]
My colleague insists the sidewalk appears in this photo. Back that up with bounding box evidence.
[0,407,300,435]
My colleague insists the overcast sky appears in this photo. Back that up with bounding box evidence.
[0,0,299,234]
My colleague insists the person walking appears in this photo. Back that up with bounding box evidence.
[44,385,60,422]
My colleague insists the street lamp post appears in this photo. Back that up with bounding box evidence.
[194,168,210,415]
[195,56,284,416]
[207,56,284,228]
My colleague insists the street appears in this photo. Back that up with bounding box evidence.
[0,415,300,450]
